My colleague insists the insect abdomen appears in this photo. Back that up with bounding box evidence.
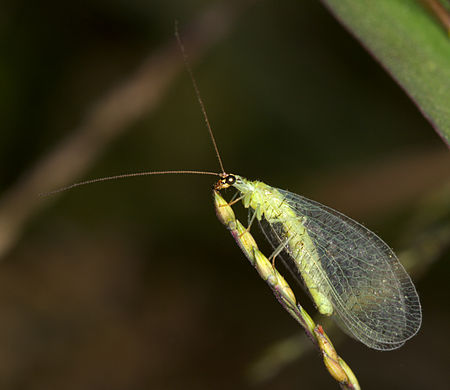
[242,180,334,315]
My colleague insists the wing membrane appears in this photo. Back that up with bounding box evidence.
[257,188,422,350]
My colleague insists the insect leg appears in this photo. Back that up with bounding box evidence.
[268,236,292,268]
[227,193,245,207]
[243,206,259,234]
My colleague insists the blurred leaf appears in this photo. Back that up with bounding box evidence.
[321,0,450,144]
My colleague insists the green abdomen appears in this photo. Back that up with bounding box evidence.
[244,180,333,315]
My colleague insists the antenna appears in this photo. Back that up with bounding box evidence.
[43,23,226,197]
[175,21,226,175]
[41,170,219,197]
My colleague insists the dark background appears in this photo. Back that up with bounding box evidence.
[1,0,449,389]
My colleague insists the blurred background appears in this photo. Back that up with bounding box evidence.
[1,0,449,389]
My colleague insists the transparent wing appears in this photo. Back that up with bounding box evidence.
[256,188,422,350]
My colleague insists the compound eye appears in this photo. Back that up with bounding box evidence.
[226,175,236,185]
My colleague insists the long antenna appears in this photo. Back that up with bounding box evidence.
[41,170,220,196]
[43,24,226,197]
[175,21,226,175]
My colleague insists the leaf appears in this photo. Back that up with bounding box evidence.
[321,0,450,145]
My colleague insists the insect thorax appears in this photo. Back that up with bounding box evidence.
[232,176,294,222]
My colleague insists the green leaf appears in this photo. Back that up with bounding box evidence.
[321,0,450,145]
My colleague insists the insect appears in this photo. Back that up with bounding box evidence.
[51,31,422,352]
[213,174,422,350]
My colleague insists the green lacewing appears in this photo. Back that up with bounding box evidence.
[49,28,422,350]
